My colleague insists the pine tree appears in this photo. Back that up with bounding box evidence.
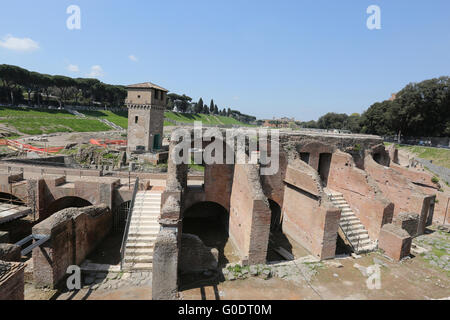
[195,97,204,114]
[214,104,219,114]
[210,99,215,114]
[203,105,209,114]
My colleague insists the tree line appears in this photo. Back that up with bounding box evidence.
[0,64,127,108]
[167,94,256,123]
[300,77,450,137]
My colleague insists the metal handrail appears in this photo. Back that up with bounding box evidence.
[120,177,139,270]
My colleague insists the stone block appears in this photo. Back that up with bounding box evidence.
[379,224,412,261]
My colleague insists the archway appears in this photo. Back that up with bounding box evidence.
[182,201,233,267]
[0,192,25,206]
[46,196,92,218]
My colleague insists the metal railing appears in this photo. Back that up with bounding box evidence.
[120,177,139,270]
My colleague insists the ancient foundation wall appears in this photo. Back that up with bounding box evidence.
[364,156,435,235]
[0,261,25,300]
[229,164,271,265]
[32,205,112,288]
[282,163,340,259]
[327,151,394,240]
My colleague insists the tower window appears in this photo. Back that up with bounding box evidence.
[135,116,139,124]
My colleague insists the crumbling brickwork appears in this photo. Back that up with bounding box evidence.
[32,205,112,288]
[0,260,25,300]
[378,223,412,261]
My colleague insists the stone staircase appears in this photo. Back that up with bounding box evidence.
[123,191,161,271]
[327,191,377,254]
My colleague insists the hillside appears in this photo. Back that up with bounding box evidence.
[0,106,254,136]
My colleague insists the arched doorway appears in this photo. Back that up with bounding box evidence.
[182,202,233,267]
[46,196,92,218]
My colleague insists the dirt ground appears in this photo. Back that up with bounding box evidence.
[24,227,448,301]
[181,249,449,300]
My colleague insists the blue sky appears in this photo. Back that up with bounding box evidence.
[0,0,449,120]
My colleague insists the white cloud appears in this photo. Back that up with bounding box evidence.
[0,34,39,52]
[129,55,138,62]
[67,64,80,73]
[87,65,104,78]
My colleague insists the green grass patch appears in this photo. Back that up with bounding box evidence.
[0,106,74,118]
[0,117,111,135]
[393,144,450,169]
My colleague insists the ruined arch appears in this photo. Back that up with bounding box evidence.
[182,201,231,266]
[0,192,26,206]
[46,196,92,217]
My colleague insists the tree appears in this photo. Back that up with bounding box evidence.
[0,64,29,105]
[203,104,209,114]
[209,99,215,114]
[214,104,219,115]
[167,93,192,113]
[52,75,76,107]
[195,97,204,113]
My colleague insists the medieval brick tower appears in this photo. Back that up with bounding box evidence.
[126,82,168,153]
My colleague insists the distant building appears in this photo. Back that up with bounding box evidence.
[389,93,397,101]
[126,82,168,153]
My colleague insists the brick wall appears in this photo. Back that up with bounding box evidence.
[32,205,112,288]
[0,261,25,300]
[281,164,340,260]
[327,151,394,240]
[229,164,271,264]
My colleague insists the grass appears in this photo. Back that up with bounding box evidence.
[0,105,253,135]
[0,117,111,135]
[0,106,74,118]
[392,144,450,169]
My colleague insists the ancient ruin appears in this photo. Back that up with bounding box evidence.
[0,82,448,301]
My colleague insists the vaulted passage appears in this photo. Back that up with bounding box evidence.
[182,201,237,267]
[0,192,25,206]
[46,196,92,218]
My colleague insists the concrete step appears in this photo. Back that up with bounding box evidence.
[127,236,157,243]
[122,262,152,271]
[126,242,155,249]
[125,256,153,263]
[125,248,154,256]
[130,223,160,229]
[128,230,160,237]
[348,233,369,242]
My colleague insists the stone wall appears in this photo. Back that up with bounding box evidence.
[281,161,340,260]
[32,205,112,288]
[378,224,412,261]
[229,164,271,265]
[327,151,394,240]
[152,228,179,300]
[179,234,218,273]
[0,261,25,300]
[364,155,435,235]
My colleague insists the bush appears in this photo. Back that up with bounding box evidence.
[431,176,440,184]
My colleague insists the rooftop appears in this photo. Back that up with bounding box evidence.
[126,82,168,92]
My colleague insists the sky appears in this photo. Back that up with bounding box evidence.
[0,0,449,121]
